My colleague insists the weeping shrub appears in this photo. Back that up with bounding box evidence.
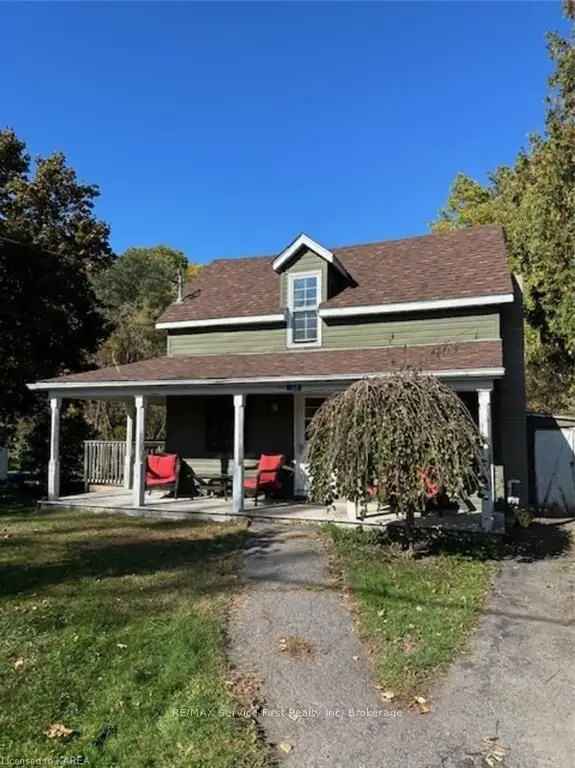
[307,372,484,524]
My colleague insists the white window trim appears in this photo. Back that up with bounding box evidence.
[287,270,322,349]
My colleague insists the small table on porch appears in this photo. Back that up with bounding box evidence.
[196,472,233,500]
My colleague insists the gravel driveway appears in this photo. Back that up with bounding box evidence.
[228,520,575,768]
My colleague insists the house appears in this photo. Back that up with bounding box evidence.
[28,225,528,528]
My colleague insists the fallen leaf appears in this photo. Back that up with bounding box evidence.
[278,742,293,754]
[410,696,431,714]
[44,723,74,740]
[380,690,395,701]
[278,635,314,659]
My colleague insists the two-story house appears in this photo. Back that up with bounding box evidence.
[29,225,528,527]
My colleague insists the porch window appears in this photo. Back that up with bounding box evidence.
[288,273,320,346]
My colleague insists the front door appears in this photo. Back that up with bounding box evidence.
[294,394,327,496]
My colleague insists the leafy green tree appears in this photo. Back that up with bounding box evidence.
[433,6,575,412]
[93,245,190,366]
[88,246,199,439]
[0,129,112,444]
[0,129,112,274]
[11,403,96,485]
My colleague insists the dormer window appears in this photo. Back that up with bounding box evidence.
[288,272,321,346]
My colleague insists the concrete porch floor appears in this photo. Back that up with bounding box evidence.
[38,487,491,532]
[38,487,399,527]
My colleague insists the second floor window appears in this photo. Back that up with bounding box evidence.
[290,273,320,345]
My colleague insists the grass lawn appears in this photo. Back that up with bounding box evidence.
[324,525,495,702]
[0,493,269,767]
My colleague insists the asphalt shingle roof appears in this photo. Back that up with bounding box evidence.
[41,341,503,386]
[158,225,512,324]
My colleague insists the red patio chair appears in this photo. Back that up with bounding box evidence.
[244,454,285,506]
[419,467,453,513]
[145,453,180,497]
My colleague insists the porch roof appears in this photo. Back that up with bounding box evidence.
[30,340,503,392]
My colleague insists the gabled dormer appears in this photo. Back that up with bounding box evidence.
[273,234,352,348]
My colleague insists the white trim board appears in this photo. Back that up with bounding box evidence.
[272,233,351,279]
[156,313,285,330]
[319,293,515,318]
[157,293,514,330]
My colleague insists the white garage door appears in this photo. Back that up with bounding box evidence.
[535,428,575,512]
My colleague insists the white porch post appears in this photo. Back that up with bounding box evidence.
[123,406,135,490]
[232,393,245,515]
[478,388,495,530]
[132,395,147,507]
[48,396,61,500]
[293,392,305,496]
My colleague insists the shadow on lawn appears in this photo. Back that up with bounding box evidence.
[0,523,250,598]
[376,519,573,563]
[2,509,573,630]
[0,489,43,517]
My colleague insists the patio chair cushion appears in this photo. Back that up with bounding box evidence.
[244,454,284,492]
[146,453,178,487]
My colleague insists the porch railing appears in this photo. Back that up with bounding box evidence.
[84,441,125,488]
[83,440,165,489]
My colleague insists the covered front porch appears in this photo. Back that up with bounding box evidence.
[39,486,493,532]
[30,368,500,530]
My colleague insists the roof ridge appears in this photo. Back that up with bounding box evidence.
[195,224,503,265]
[210,253,274,264]
[331,224,502,253]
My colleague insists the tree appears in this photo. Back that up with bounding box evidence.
[0,129,113,442]
[94,245,188,366]
[87,245,199,439]
[432,6,575,412]
[0,130,112,274]
[307,373,483,533]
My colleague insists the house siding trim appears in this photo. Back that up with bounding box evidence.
[319,292,514,318]
[156,313,285,330]
[272,233,351,279]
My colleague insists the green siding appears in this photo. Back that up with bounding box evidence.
[168,326,285,356]
[167,312,500,357]
[323,313,500,350]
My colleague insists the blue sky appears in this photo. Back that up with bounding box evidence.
[1,2,569,263]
